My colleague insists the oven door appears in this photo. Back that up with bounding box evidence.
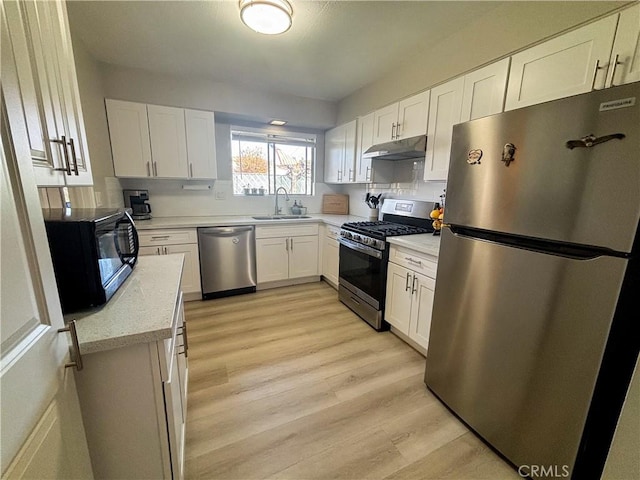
[338,237,386,309]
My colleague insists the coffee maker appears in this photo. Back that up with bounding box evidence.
[123,189,152,220]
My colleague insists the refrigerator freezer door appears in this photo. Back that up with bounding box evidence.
[446,82,640,254]
[425,228,628,475]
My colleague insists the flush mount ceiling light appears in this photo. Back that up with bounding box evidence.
[269,120,287,126]
[239,0,293,35]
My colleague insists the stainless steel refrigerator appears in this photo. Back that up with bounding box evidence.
[425,82,640,479]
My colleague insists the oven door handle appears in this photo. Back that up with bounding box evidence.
[338,237,383,259]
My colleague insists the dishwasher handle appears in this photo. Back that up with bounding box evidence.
[199,226,254,236]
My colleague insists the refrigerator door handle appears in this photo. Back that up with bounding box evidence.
[565,133,626,150]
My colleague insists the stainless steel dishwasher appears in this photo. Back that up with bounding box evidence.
[197,226,257,299]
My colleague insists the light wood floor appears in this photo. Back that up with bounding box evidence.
[184,281,520,480]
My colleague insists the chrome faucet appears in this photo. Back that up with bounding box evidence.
[274,187,289,215]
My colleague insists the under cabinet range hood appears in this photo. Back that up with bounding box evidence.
[363,135,427,160]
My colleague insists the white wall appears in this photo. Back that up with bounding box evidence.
[337,1,629,122]
[337,1,630,211]
[70,33,122,208]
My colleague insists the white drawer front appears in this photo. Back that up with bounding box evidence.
[138,229,197,246]
[256,223,319,239]
[326,225,341,240]
[389,246,438,279]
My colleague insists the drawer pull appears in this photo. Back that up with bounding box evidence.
[151,235,170,240]
[405,257,422,265]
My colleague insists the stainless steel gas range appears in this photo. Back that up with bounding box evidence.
[338,199,435,330]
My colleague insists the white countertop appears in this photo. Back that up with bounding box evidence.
[66,255,184,355]
[134,214,365,230]
[387,233,441,258]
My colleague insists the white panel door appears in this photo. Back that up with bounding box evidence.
[384,263,412,335]
[372,103,398,144]
[166,244,201,295]
[355,112,374,183]
[607,4,640,87]
[460,58,510,122]
[424,77,464,181]
[147,105,188,178]
[1,39,93,477]
[409,272,436,351]
[256,238,289,283]
[505,15,617,111]
[322,236,339,287]
[324,125,343,183]
[105,99,152,177]
[185,109,217,179]
[289,235,319,279]
[343,120,357,183]
[397,90,430,139]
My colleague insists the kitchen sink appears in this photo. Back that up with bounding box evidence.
[252,215,311,220]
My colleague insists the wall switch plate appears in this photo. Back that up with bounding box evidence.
[215,190,226,200]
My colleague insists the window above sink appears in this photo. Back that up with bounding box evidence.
[231,126,316,197]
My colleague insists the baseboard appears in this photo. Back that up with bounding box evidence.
[390,326,427,357]
[257,276,321,290]
[321,276,338,290]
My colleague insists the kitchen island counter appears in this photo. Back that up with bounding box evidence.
[66,254,184,354]
[387,233,441,258]
[133,214,365,230]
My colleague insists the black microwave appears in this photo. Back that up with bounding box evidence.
[43,208,139,313]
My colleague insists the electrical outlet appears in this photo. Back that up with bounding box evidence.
[215,190,226,200]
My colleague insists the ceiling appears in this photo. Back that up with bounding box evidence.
[68,1,510,102]
[67,1,625,104]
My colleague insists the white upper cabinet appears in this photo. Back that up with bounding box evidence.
[355,112,375,183]
[424,77,464,182]
[324,120,356,183]
[107,100,217,179]
[5,0,93,186]
[185,109,217,179]
[106,99,152,178]
[606,4,640,87]
[147,105,189,178]
[396,90,430,139]
[460,58,510,122]
[372,103,398,144]
[505,15,618,111]
[372,90,430,144]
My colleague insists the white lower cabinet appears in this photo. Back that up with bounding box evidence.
[74,293,188,479]
[255,224,319,284]
[321,225,340,288]
[138,229,201,297]
[385,246,437,353]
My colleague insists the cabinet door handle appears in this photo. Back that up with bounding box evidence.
[57,320,83,371]
[51,136,72,175]
[411,274,418,294]
[189,162,194,178]
[337,169,342,182]
[591,59,606,91]
[391,123,396,139]
[67,138,79,175]
[349,168,354,182]
[609,53,623,87]
[179,324,189,357]
[405,272,411,292]
[156,247,160,255]
[366,166,371,182]
[164,246,168,255]
[395,122,402,139]
[285,238,289,251]
[290,237,293,251]
[146,161,151,177]
[153,162,158,176]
